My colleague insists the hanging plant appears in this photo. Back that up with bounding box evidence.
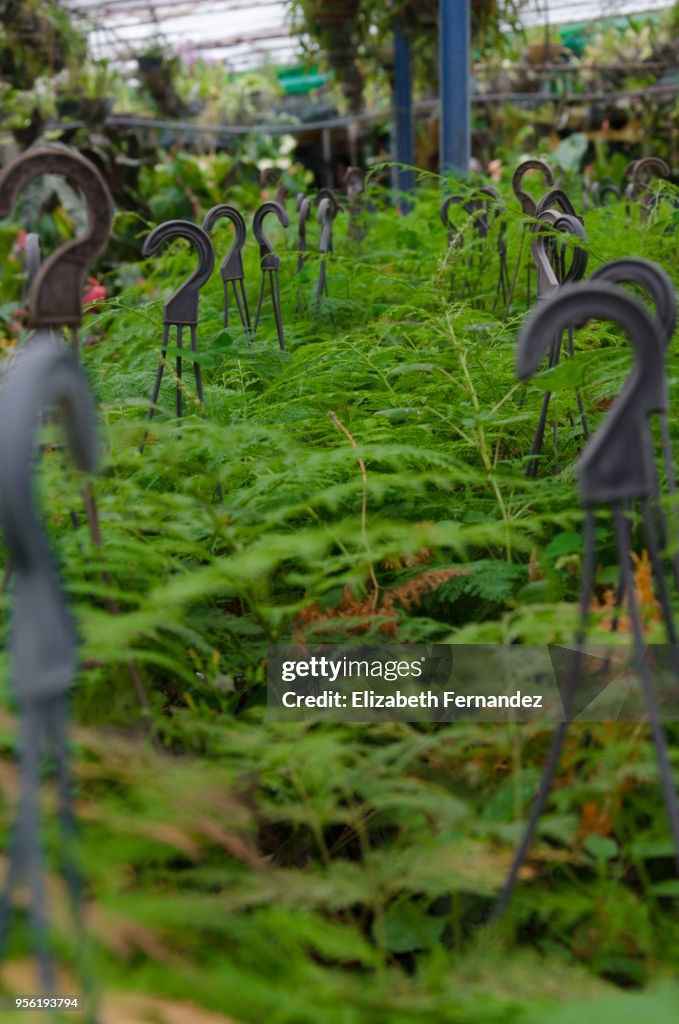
[297,0,365,112]
[288,0,526,111]
[0,1,86,91]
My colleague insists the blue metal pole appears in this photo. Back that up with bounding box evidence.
[393,19,415,203]
[439,0,470,176]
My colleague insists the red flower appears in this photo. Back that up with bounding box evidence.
[83,277,107,308]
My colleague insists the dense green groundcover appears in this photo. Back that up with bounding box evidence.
[1,175,679,1021]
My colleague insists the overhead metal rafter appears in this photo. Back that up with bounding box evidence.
[67,0,301,67]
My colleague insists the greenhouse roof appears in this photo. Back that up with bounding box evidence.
[69,0,302,71]
[69,0,674,71]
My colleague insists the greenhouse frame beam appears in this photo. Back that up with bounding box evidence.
[439,0,470,176]
[393,19,414,200]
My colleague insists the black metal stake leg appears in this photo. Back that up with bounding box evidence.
[232,279,252,340]
[270,270,285,351]
[566,325,590,442]
[661,414,677,495]
[190,325,204,404]
[0,711,57,994]
[139,324,170,454]
[223,283,230,330]
[315,262,327,321]
[48,700,83,923]
[504,225,526,319]
[526,390,553,478]
[48,701,101,1024]
[175,323,183,420]
[613,504,679,873]
[253,275,266,337]
[490,508,597,921]
[526,329,566,477]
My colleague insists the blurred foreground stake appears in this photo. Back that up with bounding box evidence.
[0,336,101,1021]
[493,280,679,921]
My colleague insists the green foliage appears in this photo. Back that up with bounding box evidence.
[2,176,679,1019]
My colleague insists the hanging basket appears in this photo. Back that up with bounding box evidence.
[312,0,361,26]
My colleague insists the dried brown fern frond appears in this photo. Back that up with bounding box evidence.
[293,565,469,641]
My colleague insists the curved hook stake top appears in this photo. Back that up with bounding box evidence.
[253,201,289,271]
[462,194,490,238]
[142,220,215,326]
[317,196,335,255]
[531,212,587,300]
[345,167,365,241]
[531,219,560,300]
[202,205,247,282]
[0,146,113,331]
[588,257,676,358]
[512,158,554,216]
[344,166,364,204]
[477,184,505,214]
[551,213,588,284]
[260,166,287,208]
[633,157,670,220]
[535,188,583,224]
[0,334,98,703]
[517,282,664,506]
[252,202,288,351]
[592,181,622,207]
[440,194,466,244]
[622,159,639,185]
[314,188,340,218]
[315,198,337,318]
[633,157,669,192]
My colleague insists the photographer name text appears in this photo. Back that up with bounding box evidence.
[280,689,543,709]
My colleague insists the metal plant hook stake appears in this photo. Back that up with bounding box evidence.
[581,178,592,213]
[506,158,554,316]
[523,211,589,477]
[0,145,113,354]
[139,220,215,451]
[0,335,100,1019]
[479,186,510,313]
[202,204,252,339]
[493,282,679,922]
[0,148,150,716]
[535,187,583,225]
[470,185,508,310]
[295,193,312,275]
[633,157,670,222]
[294,193,312,315]
[315,187,340,218]
[586,258,679,617]
[440,194,459,247]
[253,200,288,351]
[314,191,338,320]
[344,166,365,242]
[440,195,464,299]
[591,180,622,208]
[260,166,287,209]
